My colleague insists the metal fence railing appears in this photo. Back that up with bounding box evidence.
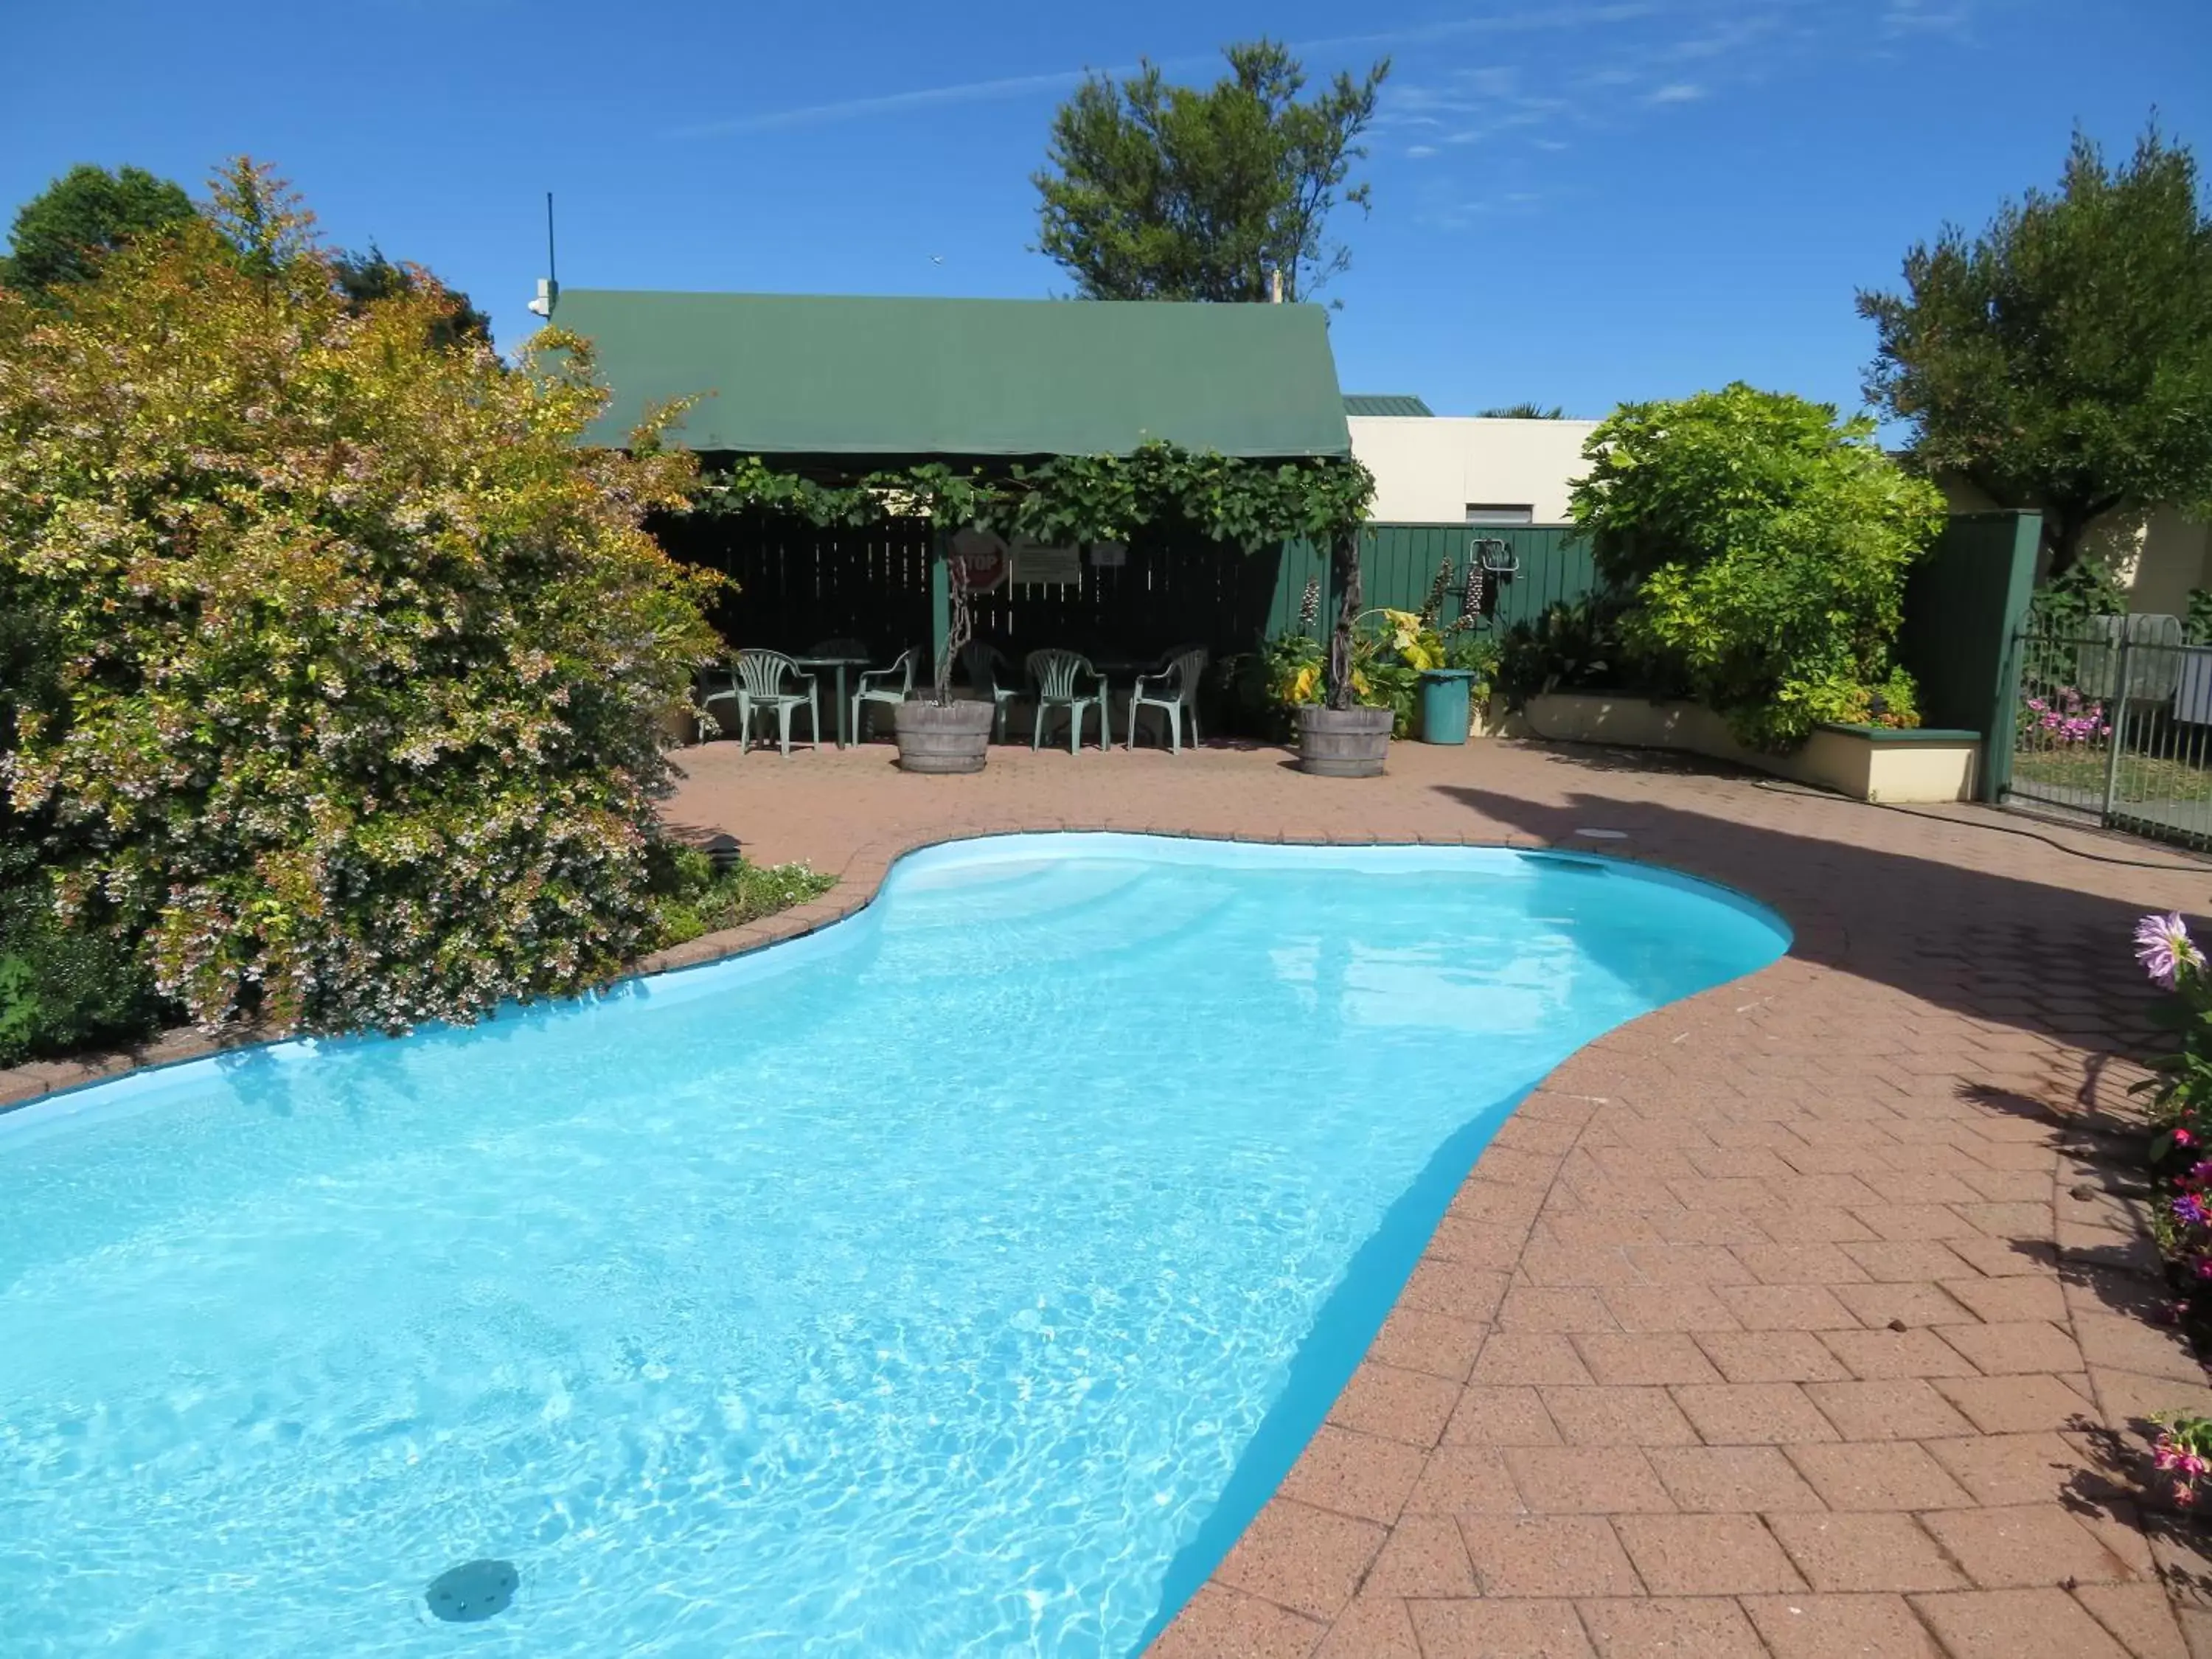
[2008,618,2212,848]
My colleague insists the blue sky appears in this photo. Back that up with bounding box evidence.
[4,0,2203,420]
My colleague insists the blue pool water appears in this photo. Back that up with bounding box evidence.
[0,835,1786,1657]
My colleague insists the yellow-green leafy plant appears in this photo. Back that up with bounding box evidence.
[0,160,721,1035]
[1571,383,1946,750]
[1272,607,1452,737]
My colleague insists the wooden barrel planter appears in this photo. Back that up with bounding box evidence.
[894,698,996,774]
[1296,705,1393,778]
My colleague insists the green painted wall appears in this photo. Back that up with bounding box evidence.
[1269,524,1600,639]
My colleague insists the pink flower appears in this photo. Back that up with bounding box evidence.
[2179,1129,2199,1150]
[2179,1482,2198,1507]
[2137,912,2204,990]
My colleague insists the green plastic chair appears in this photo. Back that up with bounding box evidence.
[1026,649,1109,754]
[959,641,1020,742]
[851,647,917,742]
[1127,648,1208,754]
[709,649,821,757]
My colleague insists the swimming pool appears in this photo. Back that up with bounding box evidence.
[0,835,1787,1656]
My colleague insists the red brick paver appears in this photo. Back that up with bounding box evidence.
[14,735,2212,1655]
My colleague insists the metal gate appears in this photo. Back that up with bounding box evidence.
[2006,616,2212,848]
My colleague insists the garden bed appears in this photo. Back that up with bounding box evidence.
[1478,692,1980,803]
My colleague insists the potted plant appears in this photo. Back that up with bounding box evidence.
[1394,563,1494,745]
[1295,530,1394,775]
[893,531,998,773]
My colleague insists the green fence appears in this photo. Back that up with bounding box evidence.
[1269,524,1599,639]
[665,511,1290,666]
[656,510,938,655]
[663,513,2035,751]
[665,515,1606,664]
[1893,510,2040,801]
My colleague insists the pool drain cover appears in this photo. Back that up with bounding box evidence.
[426,1559,518,1623]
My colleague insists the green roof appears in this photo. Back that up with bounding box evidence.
[1343,393,1433,417]
[554,290,1352,461]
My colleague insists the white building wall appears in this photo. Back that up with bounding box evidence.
[1346,416,1599,524]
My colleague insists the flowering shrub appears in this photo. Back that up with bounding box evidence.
[2133,912,2212,1329]
[0,161,720,1036]
[2127,916,2212,1501]
[2138,911,2204,992]
[2021,686,2110,745]
[2154,1414,2212,1508]
[0,849,167,1066]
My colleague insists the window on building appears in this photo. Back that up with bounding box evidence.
[1464,504,1534,525]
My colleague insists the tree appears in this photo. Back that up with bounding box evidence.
[1479,403,1565,419]
[333,243,493,349]
[1571,383,1947,749]
[1034,40,1388,304]
[1860,125,2212,574]
[0,163,197,296]
[0,160,720,1036]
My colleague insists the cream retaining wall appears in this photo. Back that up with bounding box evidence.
[1478,692,1979,803]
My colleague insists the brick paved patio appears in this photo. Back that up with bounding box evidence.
[658,734,2212,1658]
[12,731,2212,1654]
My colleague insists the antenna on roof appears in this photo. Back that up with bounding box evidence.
[526,192,559,319]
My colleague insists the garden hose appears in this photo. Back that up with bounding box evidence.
[1749,777,2212,874]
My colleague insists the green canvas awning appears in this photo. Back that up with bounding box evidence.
[552,290,1352,461]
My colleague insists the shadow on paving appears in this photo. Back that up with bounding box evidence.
[1439,775,2212,1416]
[1436,777,2180,1071]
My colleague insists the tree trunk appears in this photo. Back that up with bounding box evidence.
[2040,494,2124,580]
[935,557,972,706]
[2044,512,2087,580]
[1326,529,1361,712]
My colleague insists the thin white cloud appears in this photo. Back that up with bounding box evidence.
[668,68,1107,138]
[1660,13,1785,64]
[1406,145,1439,159]
[1395,0,1989,233]
[1298,1,1665,56]
[670,1,1672,141]
[1882,0,1976,37]
[677,0,1990,143]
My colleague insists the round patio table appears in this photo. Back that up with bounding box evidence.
[792,653,872,749]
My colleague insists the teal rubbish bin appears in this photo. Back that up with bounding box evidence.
[1417,669,1475,745]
